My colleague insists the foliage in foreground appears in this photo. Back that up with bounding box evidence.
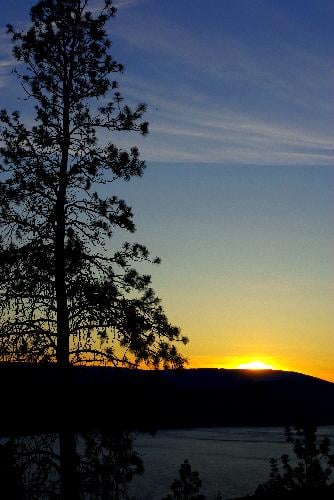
[0,431,143,499]
[2,425,334,499]
[162,459,205,500]
[162,459,222,500]
[162,425,334,500]
[255,423,334,498]
[0,0,187,368]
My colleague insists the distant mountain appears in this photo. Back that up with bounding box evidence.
[1,364,334,433]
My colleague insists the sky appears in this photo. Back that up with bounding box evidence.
[1,0,334,380]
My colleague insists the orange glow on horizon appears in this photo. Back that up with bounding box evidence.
[187,354,334,383]
[237,360,274,370]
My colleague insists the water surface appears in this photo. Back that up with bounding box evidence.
[131,426,334,499]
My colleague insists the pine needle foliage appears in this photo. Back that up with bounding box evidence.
[0,0,188,368]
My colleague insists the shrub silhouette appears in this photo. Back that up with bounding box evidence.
[255,423,334,498]
[162,460,206,500]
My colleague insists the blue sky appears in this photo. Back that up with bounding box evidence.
[2,0,334,166]
[1,0,334,378]
[111,0,334,166]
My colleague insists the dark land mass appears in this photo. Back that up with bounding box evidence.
[1,365,334,433]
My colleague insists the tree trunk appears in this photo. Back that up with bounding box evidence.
[55,60,71,367]
[55,180,70,366]
[59,430,80,499]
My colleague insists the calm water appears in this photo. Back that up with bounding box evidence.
[2,426,334,498]
[131,426,334,500]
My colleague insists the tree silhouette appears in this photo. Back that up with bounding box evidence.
[0,0,187,368]
[255,423,334,498]
[0,430,143,499]
[162,460,206,500]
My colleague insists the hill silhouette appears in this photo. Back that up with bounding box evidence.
[1,365,334,433]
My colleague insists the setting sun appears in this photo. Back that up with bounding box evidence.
[237,361,274,370]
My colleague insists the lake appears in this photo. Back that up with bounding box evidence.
[2,425,334,498]
[131,426,334,499]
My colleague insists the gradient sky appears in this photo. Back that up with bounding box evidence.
[1,0,334,380]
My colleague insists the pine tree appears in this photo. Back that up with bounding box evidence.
[0,0,187,368]
[162,460,206,500]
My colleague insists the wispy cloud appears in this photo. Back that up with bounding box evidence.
[114,74,334,166]
[112,9,334,115]
[1,1,333,167]
[89,0,144,12]
[106,2,334,167]
[0,33,15,88]
[114,0,144,8]
[136,138,334,166]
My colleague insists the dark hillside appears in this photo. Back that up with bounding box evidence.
[1,365,334,433]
